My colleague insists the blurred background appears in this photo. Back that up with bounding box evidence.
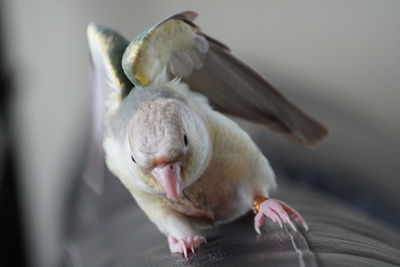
[1,1,399,266]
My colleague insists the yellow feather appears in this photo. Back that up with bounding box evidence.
[123,19,197,87]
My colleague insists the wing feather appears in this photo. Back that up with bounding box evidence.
[85,23,132,193]
[185,43,328,145]
[122,11,328,146]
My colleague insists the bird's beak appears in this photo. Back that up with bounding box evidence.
[151,162,182,201]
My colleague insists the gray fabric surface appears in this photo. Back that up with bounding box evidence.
[61,168,400,267]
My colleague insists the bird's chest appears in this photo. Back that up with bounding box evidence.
[167,117,259,223]
[170,186,215,225]
[169,153,255,224]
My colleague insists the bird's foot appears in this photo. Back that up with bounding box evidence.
[254,198,308,234]
[168,235,207,258]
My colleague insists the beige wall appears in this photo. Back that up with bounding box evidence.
[4,1,400,266]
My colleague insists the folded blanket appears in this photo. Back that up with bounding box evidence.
[62,169,400,266]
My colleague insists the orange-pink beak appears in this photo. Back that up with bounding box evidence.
[151,162,182,201]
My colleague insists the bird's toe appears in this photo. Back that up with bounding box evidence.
[168,235,206,258]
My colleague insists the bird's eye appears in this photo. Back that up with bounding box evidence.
[183,134,189,147]
[131,156,136,164]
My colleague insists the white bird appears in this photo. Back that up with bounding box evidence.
[87,11,327,257]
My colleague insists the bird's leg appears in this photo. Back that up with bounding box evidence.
[161,212,207,257]
[254,198,308,234]
[149,206,206,257]
[131,190,207,257]
[168,235,207,258]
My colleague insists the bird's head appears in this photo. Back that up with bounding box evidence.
[126,98,211,201]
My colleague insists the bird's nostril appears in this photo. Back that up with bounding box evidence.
[170,165,173,170]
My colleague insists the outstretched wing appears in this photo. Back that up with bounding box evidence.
[122,11,328,146]
[85,23,133,193]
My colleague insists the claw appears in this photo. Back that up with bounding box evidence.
[276,209,297,232]
[180,239,187,258]
[188,237,195,254]
[270,211,283,228]
[168,235,206,257]
[255,227,261,234]
[277,200,309,231]
[254,212,264,234]
[255,222,261,234]
[284,215,297,232]
[254,198,307,233]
